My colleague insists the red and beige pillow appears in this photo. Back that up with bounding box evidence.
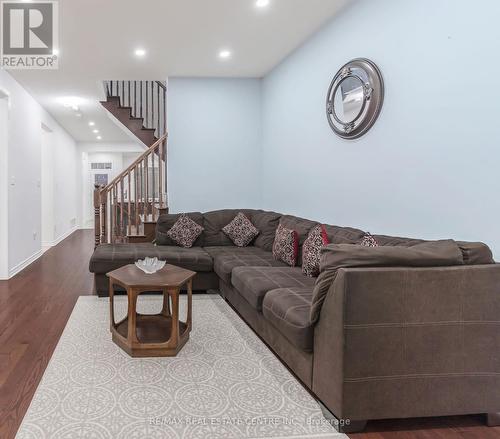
[222,212,260,247]
[166,214,204,248]
[302,225,330,277]
[272,224,299,267]
[360,232,379,247]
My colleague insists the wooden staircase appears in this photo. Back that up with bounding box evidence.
[101,96,158,146]
[94,80,168,246]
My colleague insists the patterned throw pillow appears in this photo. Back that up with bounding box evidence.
[302,225,330,277]
[222,212,260,247]
[272,224,299,267]
[166,214,204,248]
[360,232,379,247]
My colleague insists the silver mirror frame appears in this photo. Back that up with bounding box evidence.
[326,58,384,140]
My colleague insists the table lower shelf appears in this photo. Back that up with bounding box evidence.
[112,313,190,357]
[115,314,187,344]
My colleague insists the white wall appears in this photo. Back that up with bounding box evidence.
[167,78,262,212]
[0,70,80,277]
[41,126,55,249]
[260,0,500,258]
[0,92,9,279]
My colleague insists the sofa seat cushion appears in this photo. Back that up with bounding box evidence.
[262,287,315,352]
[205,246,287,284]
[231,266,316,311]
[89,243,213,274]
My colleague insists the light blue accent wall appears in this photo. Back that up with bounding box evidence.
[167,77,262,213]
[167,0,500,258]
[261,0,500,257]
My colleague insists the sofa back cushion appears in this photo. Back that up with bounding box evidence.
[252,210,282,251]
[372,234,426,247]
[371,234,494,265]
[156,212,205,246]
[310,240,465,324]
[323,224,365,244]
[457,241,495,265]
[203,209,258,247]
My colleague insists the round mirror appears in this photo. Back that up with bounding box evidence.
[326,58,384,139]
[333,76,365,124]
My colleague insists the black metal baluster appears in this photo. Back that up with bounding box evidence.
[146,81,149,127]
[157,82,160,137]
[163,84,166,137]
[135,81,137,117]
[150,81,153,129]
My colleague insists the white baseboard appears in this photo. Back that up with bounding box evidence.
[8,226,80,278]
[42,225,79,252]
[8,249,43,278]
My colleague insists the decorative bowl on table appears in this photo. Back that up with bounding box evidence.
[135,257,166,274]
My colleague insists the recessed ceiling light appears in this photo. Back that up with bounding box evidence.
[218,50,232,60]
[88,121,95,126]
[96,136,102,140]
[134,48,146,57]
[57,96,85,108]
[75,112,82,118]
[93,129,99,134]
[256,0,270,8]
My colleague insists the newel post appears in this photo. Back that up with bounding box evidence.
[94,184,102,248]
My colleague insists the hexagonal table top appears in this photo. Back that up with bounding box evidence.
[107,264,196,288]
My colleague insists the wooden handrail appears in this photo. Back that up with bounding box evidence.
[95,134,168,246]
[101,134,167,193]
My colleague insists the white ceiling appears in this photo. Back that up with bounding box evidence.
[10,0,351,142]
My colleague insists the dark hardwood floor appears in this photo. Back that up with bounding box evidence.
[0,230,94,439]
[0,229,498,439]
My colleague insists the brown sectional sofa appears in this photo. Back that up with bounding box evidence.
[89,209,500,432]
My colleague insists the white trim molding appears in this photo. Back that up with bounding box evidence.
[42,225,78,253]
[8,227,79,278]
[8,249,43,279]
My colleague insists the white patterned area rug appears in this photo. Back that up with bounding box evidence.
[16,295,347,439]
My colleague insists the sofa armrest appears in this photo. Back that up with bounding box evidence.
[312,264,500,421]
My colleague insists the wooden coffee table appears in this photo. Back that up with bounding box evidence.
[106,264,196,357]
